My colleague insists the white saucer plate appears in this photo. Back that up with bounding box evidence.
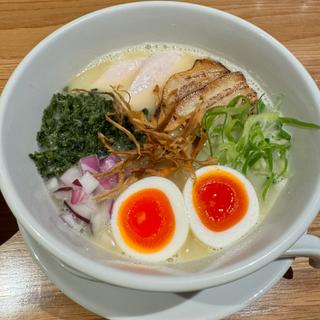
[20,225,293,320]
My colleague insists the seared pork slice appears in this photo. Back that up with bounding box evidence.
[165,71,257,131]
[177,71,256,117]
[161,59,230,108]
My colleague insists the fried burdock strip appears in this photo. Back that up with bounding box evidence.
[94,86,218,201]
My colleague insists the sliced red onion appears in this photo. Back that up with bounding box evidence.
[53,187,72,201]
[99,154,120,172]
[93,154,121,190]
[64,200,91,223]
[78,172,100,194]
[72,179,82,189]
[98,174,118,190]
[46,177,60,192]
[80,155,100,174]
[60,166,81,186]
[70,188,87,205]
[55,186,73,192]
[57,155,121,227]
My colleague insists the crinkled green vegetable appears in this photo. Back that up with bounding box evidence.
[30,91,144,178]
[202,95,320,198]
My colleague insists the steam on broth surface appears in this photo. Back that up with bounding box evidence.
[32,42,316,264]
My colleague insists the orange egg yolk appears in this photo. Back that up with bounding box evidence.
[118,188,175,253]
[192,170,248,232]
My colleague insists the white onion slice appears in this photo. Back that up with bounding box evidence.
[78,172,100,194]
[60,166,81,186]
[57,155,120,228]
[46,177,60,192]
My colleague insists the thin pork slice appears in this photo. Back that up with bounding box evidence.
[128,51,183,113]
[160,59,230,109]
[90,58,145,91]
[164,71,257,131]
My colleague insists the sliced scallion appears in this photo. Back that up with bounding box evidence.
[202,95,320,199]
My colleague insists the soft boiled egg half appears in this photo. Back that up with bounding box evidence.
[111,177,189,262]
[183,165,259,249]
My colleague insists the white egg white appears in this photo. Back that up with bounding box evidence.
[183,165,259,249]
[111,176,189,263]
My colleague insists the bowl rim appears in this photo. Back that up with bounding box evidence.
[0,1,320,292]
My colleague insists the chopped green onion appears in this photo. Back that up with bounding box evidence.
[279,117,320,129]
[256,96,266,114]
[202,95,320,199]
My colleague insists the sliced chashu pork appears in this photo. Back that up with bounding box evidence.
[161,59,230,108]
[164,71,257,131]
[90,58,145,91]
[128,51,184,113]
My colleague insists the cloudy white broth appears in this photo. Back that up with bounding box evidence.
[31,43,318,264]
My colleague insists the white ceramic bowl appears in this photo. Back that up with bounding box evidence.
[0,1,320,292]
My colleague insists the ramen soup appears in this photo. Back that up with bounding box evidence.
[31,43,318,264]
